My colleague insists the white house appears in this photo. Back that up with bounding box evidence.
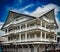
[0,8,58,52]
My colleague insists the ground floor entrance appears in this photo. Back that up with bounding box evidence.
[1,44,57,52]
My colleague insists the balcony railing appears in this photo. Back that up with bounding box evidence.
[3,37,51,44]
[4,25,55,36]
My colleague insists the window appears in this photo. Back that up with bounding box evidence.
[42,22,45,27]
[5,29,7,33]
[42,32,45,38]
[8,35,19,41]
[50,35,54,39]
[27,34,30,39]
[8,36,13,41]
[17,26,20,30]
[30,34,34,38]
[36,32,40,37]
[21,34,25,39]
[31,48,34,52]
[46,33,49,39]
[21,24,25,29]
[30,23,35,27]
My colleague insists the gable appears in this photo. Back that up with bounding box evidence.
[1,11,36,29]
[1,9,58,30]
[40,9,58,28]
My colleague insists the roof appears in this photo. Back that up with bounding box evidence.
[1,11,36,30]
[1,8,58,30]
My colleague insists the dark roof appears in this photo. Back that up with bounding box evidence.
[1,9,58,30]
[1,11,36,30]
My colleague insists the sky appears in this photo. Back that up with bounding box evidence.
[0,0,60,36]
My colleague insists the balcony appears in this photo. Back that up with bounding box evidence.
[3,37,50,44]
[4,25,53,36]
[3,30,56,44]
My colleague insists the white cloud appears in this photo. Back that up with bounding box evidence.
[0,22,4,28]
[23,4,60,17]
[23,3,60,32]
[11,3,60,32]
[56,18,60,32]
[0,3,60,37]
[11,3,34,13]
[0,22,5,36]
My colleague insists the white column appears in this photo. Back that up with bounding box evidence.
[41,31,42,39]
[7,36,8,41]
[20,25,21,30]
[35,34,37,38]
[25,23,27,29]
[33,45,39,52]
[45,23,46,28]
[45,32,46,39]
[27,45,31,52]
[25,32,27,41]
[22,45,24,52]
[7,28,8,33]
[41,20,42,27]
[34,47,37,52]
[19,33,21,42]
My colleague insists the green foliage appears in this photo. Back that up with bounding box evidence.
[57,32,60,35]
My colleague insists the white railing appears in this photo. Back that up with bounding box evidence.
[3,38,53,44]
[2,37,57,44]
[37,26,50,32]
[4,25,55,36]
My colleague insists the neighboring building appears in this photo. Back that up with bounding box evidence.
[0,36,5,52]
[1,8,58,52]
[56,32,60,50]
[57,32,60,43]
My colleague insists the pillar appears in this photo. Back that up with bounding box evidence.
[25,23,27,29]
[35,34,37,38]
[19,33,21,42]
[25,32,27,41]
[45,32,46,39]
[27,45,31,52]
[45,23,46,28]
[41,20,42,27]
[20,25,21,31]
[21,45,24,52]
[33,44,39,52]
[41,31,42,39]
[6,28,8,33]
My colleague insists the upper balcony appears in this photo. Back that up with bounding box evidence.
[2,30,57,44]
[4,19,56,36]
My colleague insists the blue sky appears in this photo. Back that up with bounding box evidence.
[0,0,60,22]
[0,0,60,33]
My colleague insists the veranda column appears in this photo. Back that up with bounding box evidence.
[25,23,27,29]
[22,45,25,52]
[19,33,21,42]
[35,34,37,39]
[33,44,39,52]
[45,23,46,29]
[25,32,27,41]
[45,32,46,39]
[20,25,21,31]
[27,45,31,52]
[41,31,42,39]
[7,28,8,33]
[41,20,42,27]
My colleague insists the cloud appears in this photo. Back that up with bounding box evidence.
[0,3,60,37]
[22,4,60,17]
[56,18,60,32]
[21,3,60,32]
[0,22,5,36]
[11,3,34,13]
[11,3,60,32]
[0,22,4,28]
